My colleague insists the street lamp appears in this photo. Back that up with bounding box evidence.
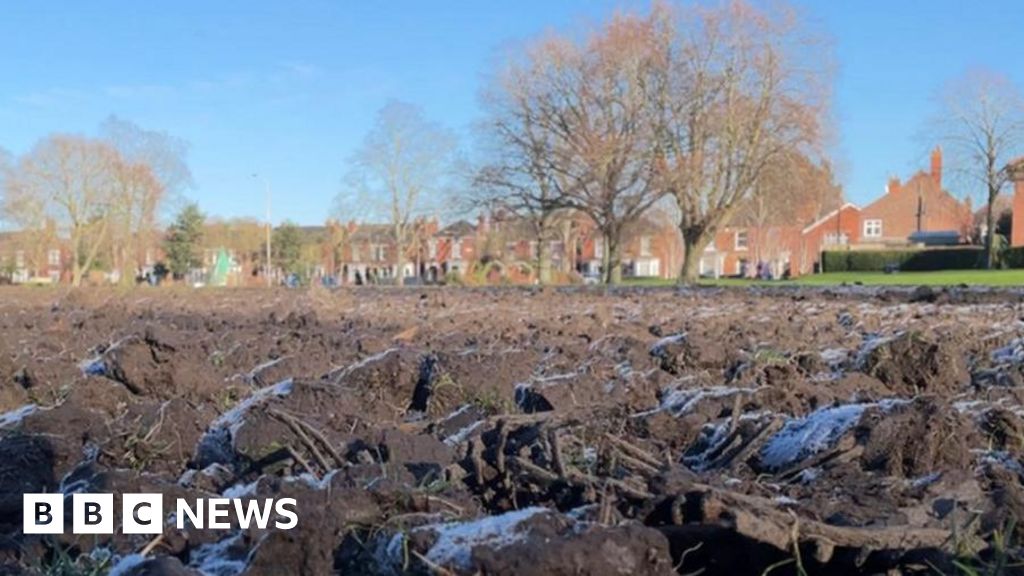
[252,174,272,287]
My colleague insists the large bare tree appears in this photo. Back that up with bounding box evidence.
[340,101,456,286]
[516,15,667,284]
[650,0,831,283]
[101,117,192,283]
[930,69,1024,269]
[474,50,571,284]
[2,135,122,285]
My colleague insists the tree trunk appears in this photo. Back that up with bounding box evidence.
[395,225,406,287]
[985,190,996,270]
[679,228,714,285]
[537,239,552,285]
[71,240,83,287]
[606,234,623,285]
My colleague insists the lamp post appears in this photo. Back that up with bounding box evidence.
[252,174,272,287]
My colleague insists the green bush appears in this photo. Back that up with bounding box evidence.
[821,247,983,272]
[1004,246,1024,269]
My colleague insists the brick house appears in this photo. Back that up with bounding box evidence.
[857,148,972,247]
[1009,158,1024,247]
[0,227,69,284]
[702,147,973,278]
[574,215,682,280]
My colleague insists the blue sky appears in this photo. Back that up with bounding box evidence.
[2,1,1022,225]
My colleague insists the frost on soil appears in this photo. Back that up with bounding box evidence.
[759,399,907,471]
[634,384,758,418]
[386,507,552,571]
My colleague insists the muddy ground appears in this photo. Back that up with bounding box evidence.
[2,285,1024,575]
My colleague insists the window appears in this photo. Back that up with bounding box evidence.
[372,244,386,262]
[47,249,60,267]
[640,236,652,257]
[734,230,748,250]
[824,232,848,246]
[451,239,463,260]
[594,238,604,259]
[864,219,882,238]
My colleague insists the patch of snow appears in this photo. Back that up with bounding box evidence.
[188,532,248,576]
[397,507,550,571]
[108,554,146,576]
[221,479,259,499]
[910,471,942,488]
[565,504,599,522]
[79,357,106,376]
[798,467,821,484]
[992,339,1024,366]
[759,399,907,471]
[0,404,36,428]
[649,333,686,358]
[819,348,848,369]
[211,378,294,438]
[633,385,759,418]
[329,348,400,383]
[853,333,898,368]
[978,450,1024,476]
[285,469,339,491]
[444,421,484,447]
[231,356,289,384]
[953,400,991,415]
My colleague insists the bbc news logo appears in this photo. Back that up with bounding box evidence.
[24,494,298,534]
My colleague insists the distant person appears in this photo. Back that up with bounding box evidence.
[355,271,364,285]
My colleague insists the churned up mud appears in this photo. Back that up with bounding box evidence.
[1,285,1024,575]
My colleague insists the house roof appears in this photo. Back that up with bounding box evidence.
[350,224,394,243]
[800,202,860,235]
[1008,157,1024,179]
[436,220,476,238]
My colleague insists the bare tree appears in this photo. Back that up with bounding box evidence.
[734,150,842,262]
[930,69,1024,268]
[339,101,456,286]
[474,48,574,284]
[650,0,831,283]
[101,117,192,282]
[101,116,194,204]
[2,136,121,286]
[514,14,667,284]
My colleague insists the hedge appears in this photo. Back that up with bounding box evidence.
[1004,246,1024,269]
[821,247,984,272]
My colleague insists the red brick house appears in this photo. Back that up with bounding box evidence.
[857,148,972,246]
[574,215,682,281]
[1009,158,1024,247]
[0,228,70,284]
[701,147,973,278]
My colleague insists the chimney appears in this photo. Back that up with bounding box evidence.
[887,177,902,195]
[931,146,942,187]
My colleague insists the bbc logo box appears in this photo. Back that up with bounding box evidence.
[24,493,163,535]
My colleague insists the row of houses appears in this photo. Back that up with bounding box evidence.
[0,210,683,286]
[5,149,1024,285]
[295,212,682,286]
[702,148,982,277]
